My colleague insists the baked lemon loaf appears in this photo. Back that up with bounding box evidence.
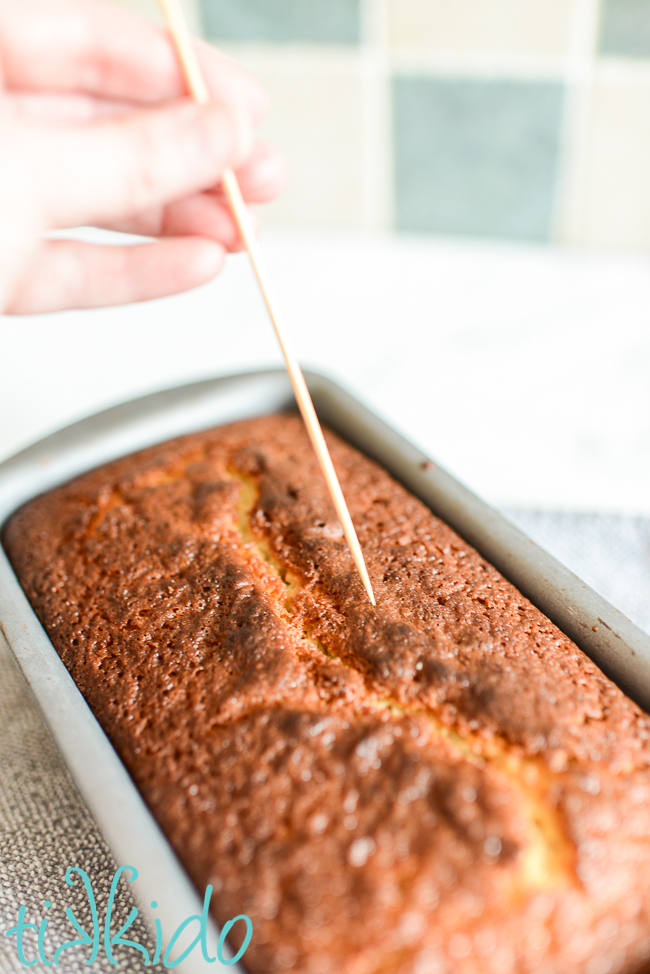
[5,413,650,974]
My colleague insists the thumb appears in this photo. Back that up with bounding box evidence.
[30,99,254,230]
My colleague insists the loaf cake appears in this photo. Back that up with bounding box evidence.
[5,413,650,974]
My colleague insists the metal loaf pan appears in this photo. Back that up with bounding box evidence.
[2,369,650,972]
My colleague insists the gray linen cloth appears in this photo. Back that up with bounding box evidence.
[1,510,649,971]
[503,510,650,636]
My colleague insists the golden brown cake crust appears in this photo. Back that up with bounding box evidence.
[5,413,650,974]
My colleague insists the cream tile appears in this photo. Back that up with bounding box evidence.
[387,0,574,58]
[227,49,366,227]
[106,0,201,33]
[107,0,158,18]
[580,68,650,249]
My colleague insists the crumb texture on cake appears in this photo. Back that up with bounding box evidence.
[5,413,650,974]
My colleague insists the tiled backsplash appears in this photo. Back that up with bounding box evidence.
[393,77,565,240]
[600,0,650,57]
[110,0,650,249]
[202,0,361,44]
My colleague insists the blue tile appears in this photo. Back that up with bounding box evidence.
[393,77,565,241]
[599,0,650,58]
[200,0,361,44]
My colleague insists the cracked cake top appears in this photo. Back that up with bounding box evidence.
[5,412,650,974]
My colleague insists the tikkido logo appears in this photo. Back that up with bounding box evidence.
[5,865,253,968]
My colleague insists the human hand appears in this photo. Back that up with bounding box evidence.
[0,0,287,314]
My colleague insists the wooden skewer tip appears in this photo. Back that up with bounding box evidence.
[157,0,376,607]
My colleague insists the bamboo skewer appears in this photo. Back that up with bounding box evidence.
[157,0,376,606]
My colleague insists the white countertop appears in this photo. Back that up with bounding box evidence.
[2,226,650,514]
